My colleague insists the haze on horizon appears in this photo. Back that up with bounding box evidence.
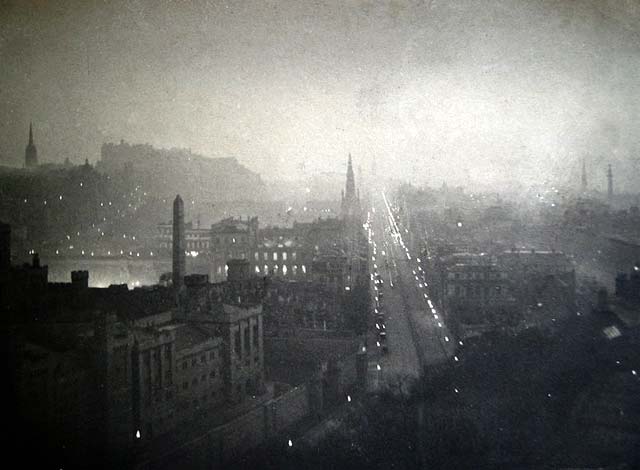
[2,0,640,191]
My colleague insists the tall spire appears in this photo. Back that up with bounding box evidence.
[25,122,38,168]
[345,153,356,200]
[341,153,361,223]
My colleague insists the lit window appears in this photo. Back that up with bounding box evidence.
[282,265,288,276]
[282,252,287,261]
[273,252,278,261]
[292,252,297,260]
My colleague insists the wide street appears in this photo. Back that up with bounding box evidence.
[366,190,456,392]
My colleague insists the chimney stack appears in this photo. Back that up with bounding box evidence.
[71,270,89,289]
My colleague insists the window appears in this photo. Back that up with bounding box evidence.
[201,355,206,364]
[182,361,187,370]
[209,351,215,360]
[183,382,188,390]
[263,252,268,260]
[244,327,250,355]
[253,324,259,347]
[191,358,196,366]
[273,252,278,261]
[254,252,259,261]
[282,252,287,261]
[292,252,297,260]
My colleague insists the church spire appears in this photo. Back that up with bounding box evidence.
[25,122,38,168]
[341,153,361,224]
[345,153,356,200]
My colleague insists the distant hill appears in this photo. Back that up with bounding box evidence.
[98,141,266,202]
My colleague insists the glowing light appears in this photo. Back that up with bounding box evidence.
[376,364,381,371]
[136,430,141,439]
[288,439,293,447]
[347,395,351,402]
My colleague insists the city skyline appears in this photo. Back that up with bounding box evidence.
[2,0,640,190]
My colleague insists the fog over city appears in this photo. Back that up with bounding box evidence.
[2,1,640,469]
[2,0,640,189]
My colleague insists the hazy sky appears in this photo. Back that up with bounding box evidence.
[2,0,640,190]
